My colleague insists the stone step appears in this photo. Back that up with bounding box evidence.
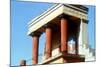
[85,55,95,61]
[85,52,93,58]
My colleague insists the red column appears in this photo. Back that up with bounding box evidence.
[31,32,41,64]
[20,60,26,66]
[60,17,68,53]
[32,35,39,64]
[45,27,52,59]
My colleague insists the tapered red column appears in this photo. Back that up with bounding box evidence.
[60,17,68,53]
[32,36,39,64]
[45,26,52,59]
[31,32,42,64]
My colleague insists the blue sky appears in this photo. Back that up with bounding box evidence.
[11,0,95,66]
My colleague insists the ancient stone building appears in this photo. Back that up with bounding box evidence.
[26,4,95,65]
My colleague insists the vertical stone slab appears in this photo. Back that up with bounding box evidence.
[78,19,89,55]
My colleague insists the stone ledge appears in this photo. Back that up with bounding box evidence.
[41,53,85,64]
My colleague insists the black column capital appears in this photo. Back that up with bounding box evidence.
[58,14,69,20]
[81,19,89,24]
[30,31,42,37]
[43,23,54,29]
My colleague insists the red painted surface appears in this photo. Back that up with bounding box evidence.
[32,36,39,64]
[60,18,68,52]
[45,27,52,59]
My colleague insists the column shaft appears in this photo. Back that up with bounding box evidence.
[61,18,68,52]
[45,27,52,59]
[32,36,39,64]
